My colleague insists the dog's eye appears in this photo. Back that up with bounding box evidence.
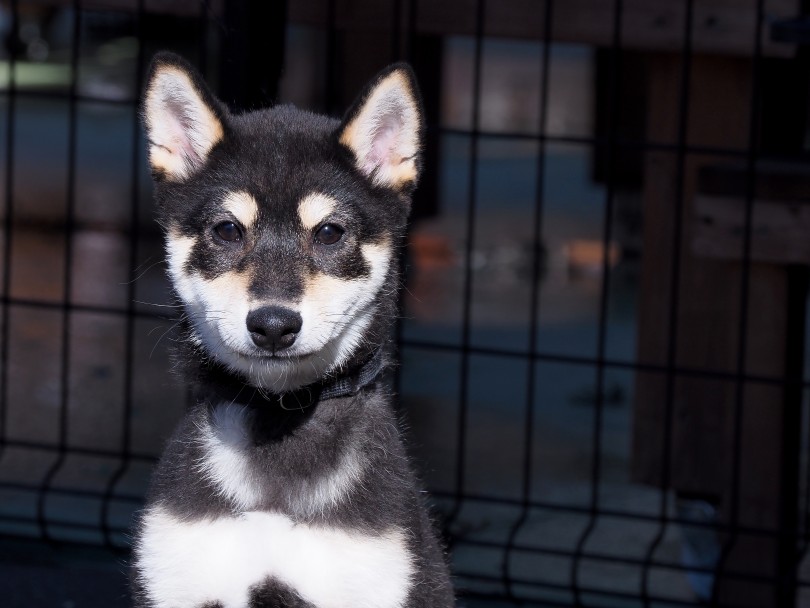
[314,224,344,246]
[214,221,242,243]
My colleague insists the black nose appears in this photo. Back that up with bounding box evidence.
[246,306,302,352]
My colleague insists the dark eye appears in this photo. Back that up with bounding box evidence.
[314,223,344,246]
[214,221,242,243]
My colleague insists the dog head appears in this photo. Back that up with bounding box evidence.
[142,53,423,392]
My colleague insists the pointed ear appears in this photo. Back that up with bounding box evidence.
[338,64,424,192]
[142,52,226,182]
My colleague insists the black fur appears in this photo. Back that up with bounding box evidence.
[249,579,316,608]
[132,53,453,607]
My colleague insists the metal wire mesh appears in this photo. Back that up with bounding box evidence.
[0,1,808,606]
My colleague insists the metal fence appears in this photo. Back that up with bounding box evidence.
[1,0,810,606]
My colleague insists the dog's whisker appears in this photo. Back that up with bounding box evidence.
[123,256,167,285]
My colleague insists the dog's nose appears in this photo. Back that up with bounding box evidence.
[246,306,302,351]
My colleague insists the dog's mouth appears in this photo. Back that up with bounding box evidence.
[249,349,317,362]
[255,352,306,361]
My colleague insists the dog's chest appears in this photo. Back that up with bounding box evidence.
[137,506,414,608]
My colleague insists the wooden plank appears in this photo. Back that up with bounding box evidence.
[633,54,792,607]
[289,0,797,57]
[693,195,810,265]
[698,161,810,200]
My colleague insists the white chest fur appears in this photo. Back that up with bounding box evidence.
[136,506,414,608]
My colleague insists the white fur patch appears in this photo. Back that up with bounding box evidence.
[165,232,195,277]
[144,65,223,181]
[196,402,261,511]
[223,190,259,228]
[339,70,420,190]
[298,193,337,230]
[137,506,414,608]
[164,230,257,379]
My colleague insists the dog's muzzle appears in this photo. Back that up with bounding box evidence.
[246,305,302,352]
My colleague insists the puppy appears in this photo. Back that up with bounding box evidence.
[131,52,454,608]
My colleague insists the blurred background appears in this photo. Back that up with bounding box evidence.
[1,0,810,606]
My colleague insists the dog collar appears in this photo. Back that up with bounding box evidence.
[205,347,387,410]
[318,347,386,401]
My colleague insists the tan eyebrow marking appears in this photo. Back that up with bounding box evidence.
[298,193,338,230]
[222,191,259,228]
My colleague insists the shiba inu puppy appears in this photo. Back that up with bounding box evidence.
[131,53,454,607]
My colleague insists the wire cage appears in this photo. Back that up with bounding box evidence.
[1,0,810,606]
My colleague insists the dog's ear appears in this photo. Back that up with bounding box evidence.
[142,52,226,182]
[338,64,424,192]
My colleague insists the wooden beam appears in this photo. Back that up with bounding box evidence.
[694,195,810,266]
[20,0,797,57]
[289,0,797,57]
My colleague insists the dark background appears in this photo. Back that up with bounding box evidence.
[1,0,810,606]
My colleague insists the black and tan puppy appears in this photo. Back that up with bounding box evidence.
[132,53,454,608]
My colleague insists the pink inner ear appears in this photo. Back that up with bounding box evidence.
[363,114,402,176]
[162,98,201,166]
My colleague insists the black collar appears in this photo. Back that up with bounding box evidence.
[202,348,387,410]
